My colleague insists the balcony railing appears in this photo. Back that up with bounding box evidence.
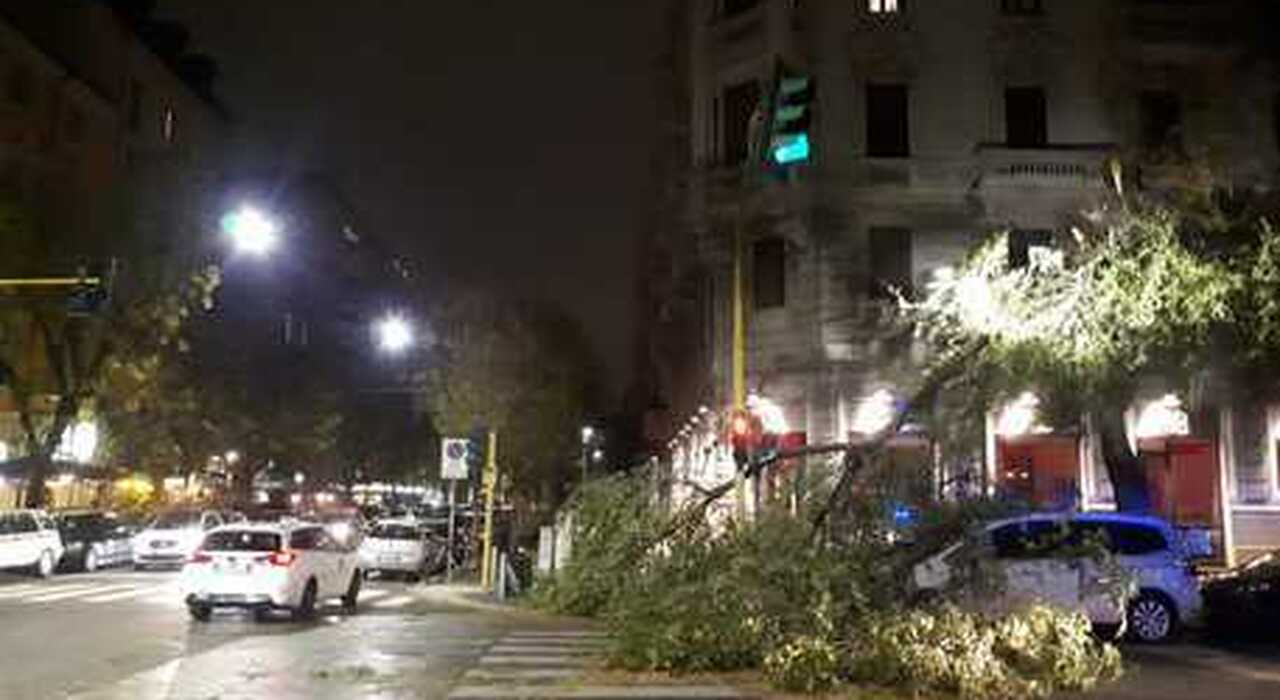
[976,144,1114,189]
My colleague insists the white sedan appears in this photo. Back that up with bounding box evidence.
[181,522,362,621]
[359,520,430,580]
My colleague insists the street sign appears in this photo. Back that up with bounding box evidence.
[441,438,469,480]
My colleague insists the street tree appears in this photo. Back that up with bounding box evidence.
[0,191,220,507]
[905,165,1280,511]
[428,294,599,512]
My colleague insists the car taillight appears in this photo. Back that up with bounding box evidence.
[189,551,212,564]
[266,550,297,567]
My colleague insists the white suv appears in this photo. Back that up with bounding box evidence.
[181,522,362,621]
[913,512,1202,643]
[0,510,64,578]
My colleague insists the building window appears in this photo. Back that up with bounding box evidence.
[869,0,900,13]
[1139,90,1182,152]
[722,0,761,17]
[753,237,786,309]
[866,83,910,158]
[65,106,85,143]
[1005,86,1047,148]
[7,64,31,106]
[869,227,912,299]
[129,80,143,132]
[1008,229,1052,268]
[161,104,176,143]
[723,80,760,164]
[1001,0,1043,15]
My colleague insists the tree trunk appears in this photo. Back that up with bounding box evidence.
[23,453,50,508]
[1096,406,1152,513]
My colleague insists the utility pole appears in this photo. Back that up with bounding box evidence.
[731,66,781,521]
[479,429,498,589]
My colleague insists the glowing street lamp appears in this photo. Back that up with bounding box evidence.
[221,205,280,257]
[375,314,414,354]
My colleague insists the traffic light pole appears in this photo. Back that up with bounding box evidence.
[731,61,784,521]
[480,430,498,589]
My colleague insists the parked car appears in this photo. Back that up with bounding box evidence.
[55,511,134,572]
[181,522,361,622]
[359,520,429,580]
[1203,550,1280,641]
[912,512,1202,643]
[133,510,224,569]
[0,510,64,578]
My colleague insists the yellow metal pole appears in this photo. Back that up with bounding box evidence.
[480,430,498,588]
[732,209,748,520]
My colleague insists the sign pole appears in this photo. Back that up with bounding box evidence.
[446,480,456,582]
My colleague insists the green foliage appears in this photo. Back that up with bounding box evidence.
[428,294,599,510]
[848,604,1122,700]
[763,634,843,694]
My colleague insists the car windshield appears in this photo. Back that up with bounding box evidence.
[60,514,101,530]
[202,530,282,552]
[149,513,200,530]
[370,524,420,540]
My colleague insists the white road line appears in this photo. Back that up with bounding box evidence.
[13,584,101,602]
[369,594,415,608]
[0,583,46,597]
[358,588,392,602]
[27,584,138,603]
[83,584,175,603]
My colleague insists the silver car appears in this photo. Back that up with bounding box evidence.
[913,512,1203,643]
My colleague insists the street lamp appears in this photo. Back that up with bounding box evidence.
[221,205,280,257]
[580,425,595,484]
[375,313,414,354]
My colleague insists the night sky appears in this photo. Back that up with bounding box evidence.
[159,1,661,400]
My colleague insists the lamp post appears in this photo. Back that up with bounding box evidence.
[375,313,414,355]
[581,426,594,484]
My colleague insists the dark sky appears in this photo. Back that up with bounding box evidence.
[159,1,660,401]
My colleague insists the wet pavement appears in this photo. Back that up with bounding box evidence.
[0,569,561,699]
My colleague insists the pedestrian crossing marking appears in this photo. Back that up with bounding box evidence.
[28,583,137,603]
[370,594,415,608]
[83,584,176,603]
[0,579,423,610]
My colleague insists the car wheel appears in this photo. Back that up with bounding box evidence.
[252,607,273,623]
[1128,591,1178,643]
[342,571,362,613]
[35,550,55,579]
[294,579,318,621]
[83,547,99,573]
[188,604,212,622]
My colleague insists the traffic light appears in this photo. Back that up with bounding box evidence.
[66,284,108,316]
[768,72,815,166]
[729,410,762,470]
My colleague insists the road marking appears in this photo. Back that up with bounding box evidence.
[359,588,392,602]
[0,583,45,597]
[27,583,139,603]
[489,645,599,655]
[478,655,592,667]
[502,631,606,639]
[370,594,415,608]
[83,584,175,603]
[14,584,101,602]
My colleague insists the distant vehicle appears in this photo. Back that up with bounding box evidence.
[55,511,134,572]
[311,508,365,549]
[132,510,224,570]
[912,512,1202,643]
[1203,550,1280,641]
[181,522,361,622]
[0,510,64,578]
[359,520,429,580]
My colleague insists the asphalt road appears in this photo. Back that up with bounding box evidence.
[0,568,521,700]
